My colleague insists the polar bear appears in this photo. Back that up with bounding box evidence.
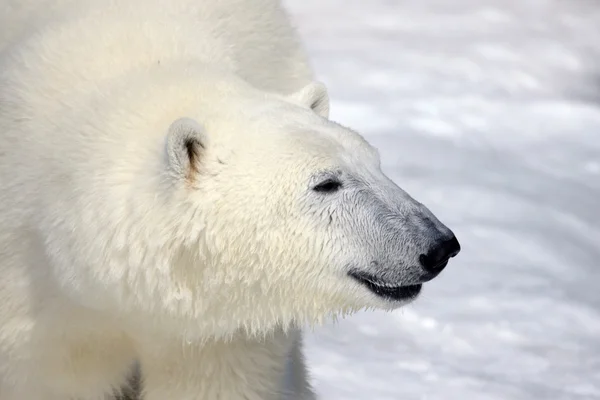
[0,0,460,399]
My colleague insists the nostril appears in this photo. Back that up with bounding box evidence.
[419,235,461,274]
[419,253,443,273]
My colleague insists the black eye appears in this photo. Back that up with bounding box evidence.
[313,179,342,193]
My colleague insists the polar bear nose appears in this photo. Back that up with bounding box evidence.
[419,235,461,275]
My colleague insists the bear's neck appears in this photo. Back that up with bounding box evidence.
[137,329,300,400]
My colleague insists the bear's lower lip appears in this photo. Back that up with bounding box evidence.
[349,271,422,302]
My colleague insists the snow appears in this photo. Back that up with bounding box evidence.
[283,0,600,398]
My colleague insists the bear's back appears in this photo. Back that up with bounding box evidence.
[0,0,312,94]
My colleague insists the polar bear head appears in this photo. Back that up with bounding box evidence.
[149,79,460,336]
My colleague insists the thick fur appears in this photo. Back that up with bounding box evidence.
[0,0,457,399]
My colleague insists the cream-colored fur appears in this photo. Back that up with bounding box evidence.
[0,1,321,398]
[0,0,457,399]
[0,0,330,398]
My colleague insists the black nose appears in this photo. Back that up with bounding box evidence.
[419,235,461,275]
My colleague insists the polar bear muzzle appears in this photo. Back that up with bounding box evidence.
[339,179,461,303]
[349,228,460,302]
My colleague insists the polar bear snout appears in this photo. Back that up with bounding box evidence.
[418,234,461,278]
[345,193,461,305]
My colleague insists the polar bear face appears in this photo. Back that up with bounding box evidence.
[162,81,460,333]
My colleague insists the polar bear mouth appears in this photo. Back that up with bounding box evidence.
[349,271,422,301]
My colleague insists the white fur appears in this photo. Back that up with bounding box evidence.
[0,0,456,399]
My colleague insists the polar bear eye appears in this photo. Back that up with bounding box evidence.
[313,179,342,193]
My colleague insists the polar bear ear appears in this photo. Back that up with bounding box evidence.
[288,82,330,118]
[165,117,208,182]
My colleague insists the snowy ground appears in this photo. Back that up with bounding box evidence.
[283,1,600,399]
